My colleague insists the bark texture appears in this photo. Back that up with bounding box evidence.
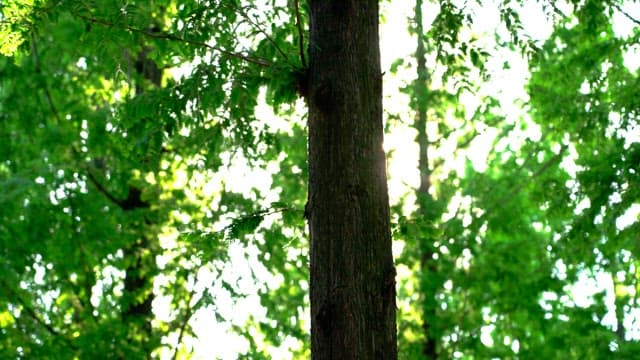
[307,1,398,358]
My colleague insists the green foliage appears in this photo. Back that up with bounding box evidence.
[0,0,307,358]
[392,0,640,359]
[2,0,640,358]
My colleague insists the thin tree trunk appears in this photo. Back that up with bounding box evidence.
[120,45,161,359]
[413,0,439,357]
[612,273,626,342]
[306,1,398,358]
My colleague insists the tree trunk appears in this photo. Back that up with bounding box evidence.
[120,45,161,359]
[413,1,439,358]
[306,1,398,358]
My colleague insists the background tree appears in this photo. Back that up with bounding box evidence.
[0,0,303,358]
[389,0,640,358]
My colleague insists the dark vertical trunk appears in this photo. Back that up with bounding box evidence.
[414,0,430,201]
[612,274,626,342]
[413,0,438,358]
[118,188,156,359]
[119,46,161,359]
[121,232,154,330]
[306,1,397,358]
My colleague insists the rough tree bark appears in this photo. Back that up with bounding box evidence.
[306,1,398,358]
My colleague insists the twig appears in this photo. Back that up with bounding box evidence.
[228,3,289,62]
[294,0,307,67]
[475,144,568,225]
[548,1,568,19]
[613,3,640,26]
[82,162,125,207]
[31,33,62,124]
[186,205,302,242]
[171,274,200,360]
[32,34,134,211]
[74,13,271,67]
[0,278,78,350]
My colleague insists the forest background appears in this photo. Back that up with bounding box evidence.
[1,0,639,359]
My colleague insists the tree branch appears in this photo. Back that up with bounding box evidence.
[171,275,200,360]
[32,33,136,214]
[0,278,78,350]
[476,144,568,225]
[613,3,640,26]
[31,33,62,124]
[226,3,290,62]
[32,34,142,213]
[73,13,271,67]
[82,164,125,208]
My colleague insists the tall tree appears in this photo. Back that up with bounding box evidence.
[412,0,439,357]
[306,1,398,358]
[1,0,399,357]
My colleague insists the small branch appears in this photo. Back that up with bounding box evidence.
[171,275,200,360]
[187,205,302,242]
[222,205,300,239]
[0,278,78,350]
[74,13,271,67]
[548,1,568,19]
[476,144,568,224]
[228,3,290,62]
[235,205,297,222]
[31,33,62,124]
[294,0,307,67]
[613,3,640,26]
[529,144,567,179]
[81,160,124,207]
[32,33,130,213]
